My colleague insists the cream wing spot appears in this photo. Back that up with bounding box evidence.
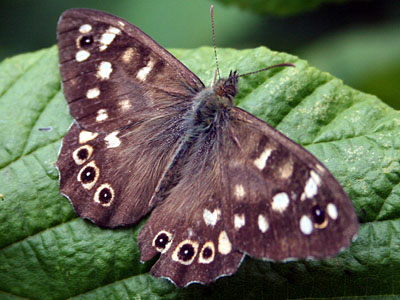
[96,61,113,80]
[94,183,115,207]
[327,203,338,220]
[258,214,269,233]
[136,58,155,81]
[79,131,98,144]
[280,161,294,179]
[96,109,108,122]
[172,240,199,265]
[218,231,232,255]
[234,184,246,199]
[121,48,134,63]
[300,215,313,235]
[119,99,132,112]
[104,131,121,148]
[234,213,245,230]
[254,148,272,170]
[72,145,94,165]
[198,241,216,264]
[203,208,221,227]
[99,26,121,51]
[77,161,99,190]
[79,24,92,33]
[272,192,290,213]
[75,50,90,62]
[86,87,100,99]
[305,176,318,199]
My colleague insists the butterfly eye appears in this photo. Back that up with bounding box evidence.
[94,183,115,206]
[79,35,94,47]
[311,205,326,225]
[80,166,96,183]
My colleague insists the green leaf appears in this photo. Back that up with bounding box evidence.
[1,45,399,299]
[215,0,347,15]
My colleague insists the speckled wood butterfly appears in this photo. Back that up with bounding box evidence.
[56,8,358,287]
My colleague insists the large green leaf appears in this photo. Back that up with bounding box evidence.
[1,46,399,299]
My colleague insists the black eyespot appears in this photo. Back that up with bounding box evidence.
[178,243,195,261]
[81,166,96,183]
[155,233,170,249]
[311,205,325,224]
[99,187,112,204]
[80,35,93,47]
[77,148,89,160]
[202,246,213,259]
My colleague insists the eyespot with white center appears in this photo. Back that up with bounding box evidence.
[218,231,232,255]
[312,204,329,229]
[72,145,94,165]
[77,161,99,190]
[79,35,94,48]
[198,241,215,264]
[300,215,313,235]
[94,183,115,207]
[172,240,199,265]
[152,230,173,253]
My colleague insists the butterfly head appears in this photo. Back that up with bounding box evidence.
[214,70,239,108]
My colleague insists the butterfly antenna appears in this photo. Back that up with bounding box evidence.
[210,5,221,81]
[238,63,296,78]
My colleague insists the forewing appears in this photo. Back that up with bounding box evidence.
[220,108,358,260]
[57,8,204,132]
[138,132,244,287]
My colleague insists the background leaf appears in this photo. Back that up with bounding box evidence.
[0,46,399,299]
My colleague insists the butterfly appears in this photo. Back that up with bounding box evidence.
[56,8,358,287]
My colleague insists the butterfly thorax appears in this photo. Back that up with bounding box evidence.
[188,71,238,134]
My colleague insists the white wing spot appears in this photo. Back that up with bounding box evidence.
[203,208,221,227]
[96,61,113,80]
[75,50,90,62]
[258,214,269,233]
[272,192,290,213]
[119,99,131,112]
[96,109,108,122]
[104,131,121,148]
[79,24,92,33]
[234,184,246,199]
[118,21,125,27]
[305,175,318,199]
[99,26,121,51]
[218,231,232,255]
[254,148,272,170]
[300,215,313,235]
[86,88,100,99]
[310,170,321,185]
[327,203,338,220]
[234,214,245,230]
[136,58,155,81]
[79,131,98,144]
